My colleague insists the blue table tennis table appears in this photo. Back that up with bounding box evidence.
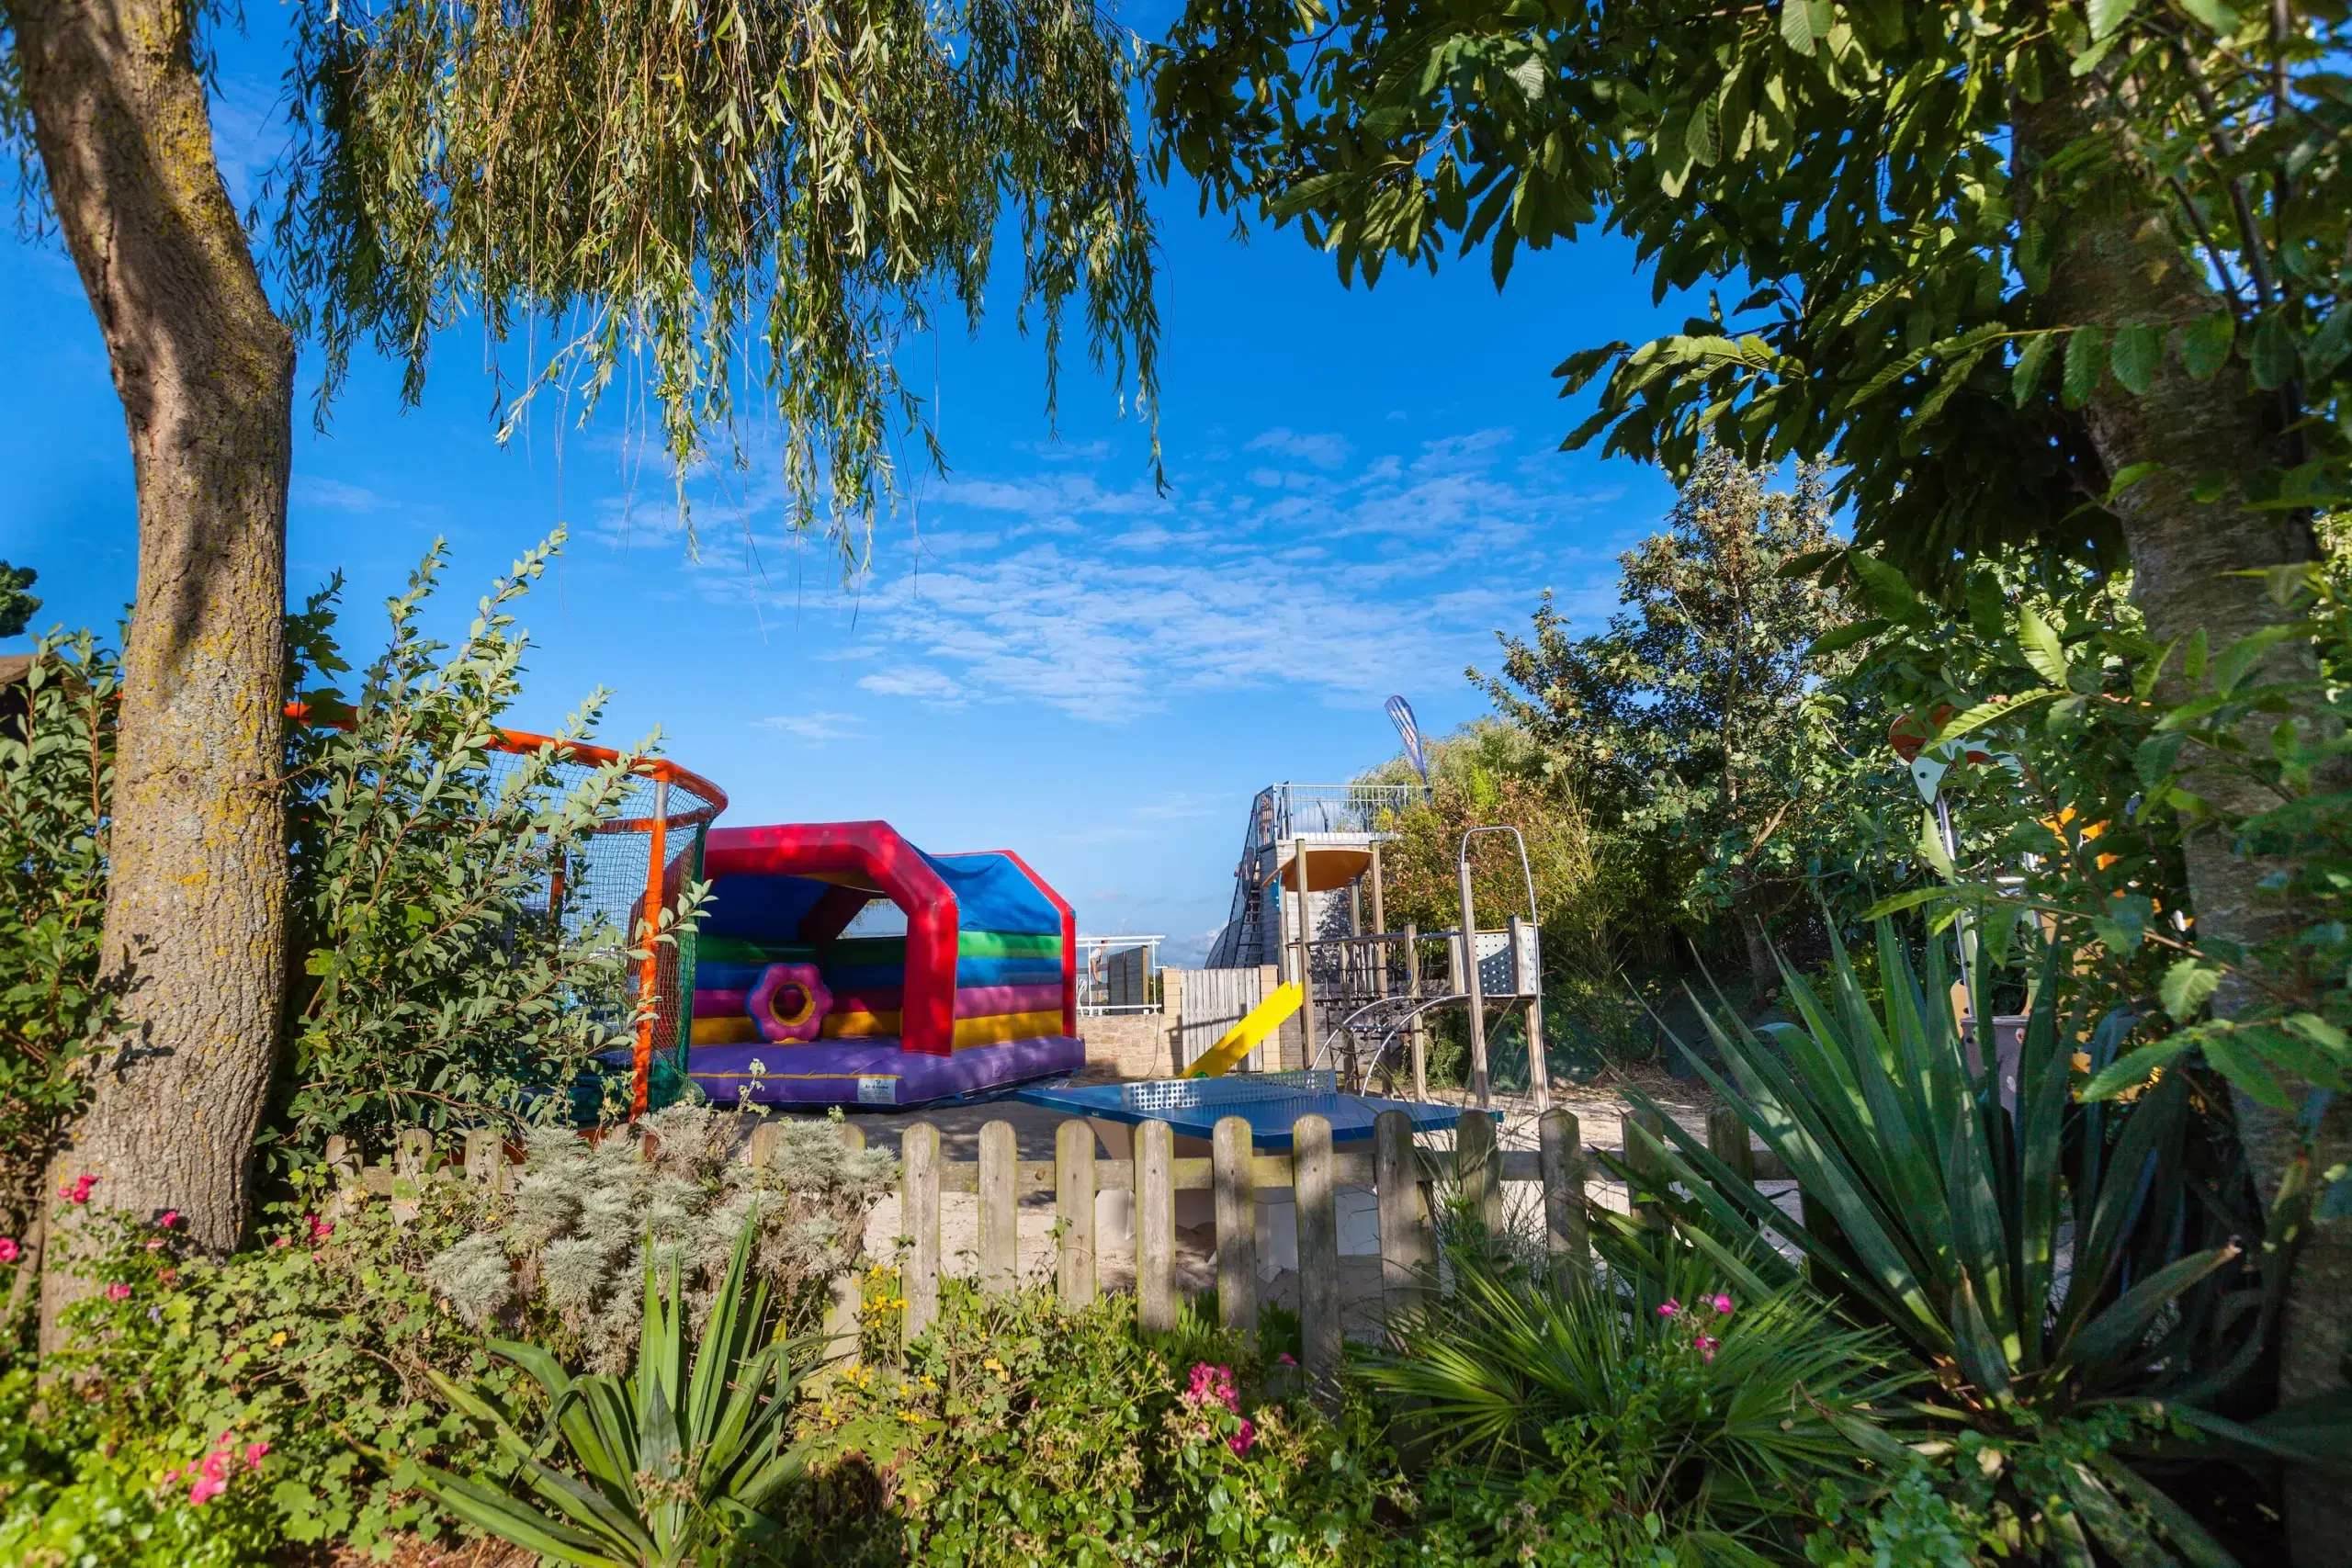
[1015,1069,1464,1150]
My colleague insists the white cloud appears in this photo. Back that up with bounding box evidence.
[583,420,1640,723]
[857,665,966,703]
[752,712,865,744]
[291,476,392,513]
[1246,428,1352,469]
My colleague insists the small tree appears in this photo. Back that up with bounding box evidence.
[1474,452,1857,996]
[0,564,37,639]
[5,0,1159,1342]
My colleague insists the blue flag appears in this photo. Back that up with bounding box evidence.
[1385,695,1429,784]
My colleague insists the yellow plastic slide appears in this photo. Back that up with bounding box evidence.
[1182,982,1304,1078]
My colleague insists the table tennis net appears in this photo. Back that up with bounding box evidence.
[1121,1070,1339,1114]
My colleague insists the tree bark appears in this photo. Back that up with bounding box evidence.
[2020,85,2349,1566]
[7,0,295,1348]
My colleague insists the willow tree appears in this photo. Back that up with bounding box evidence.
[1155,0,2346,1553]
[3,0,1158,1339]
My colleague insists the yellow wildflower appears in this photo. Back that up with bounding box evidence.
[269,1331,288,1347]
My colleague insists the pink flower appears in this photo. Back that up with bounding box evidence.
[1709,1292,1734,1314]
[1228,1417,1257,1455]
[1185,1363,1241,1415]
[1656,1298,1681,1318]
[160,1467,183,1487]
[1693,1333,1719,1362]
[145,1237,164,1251]
[0,1238,18,1264]
[269,1236,290,1249]
[243,1440,269,1470]
[187,1475,224,1506]
[105,1281,131,1302]
[1275,1352,1296,1367]
[58,1175,96,1204]
[159,1210,180,1229]
[307,1213,334,1243]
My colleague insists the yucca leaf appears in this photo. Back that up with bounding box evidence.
[2069,1246,2242,1368]
[2090,1452,2244,1568]
[1949,1270,2017,1406]
[2059,1459,2174,1568]
[410,1461,630,1568]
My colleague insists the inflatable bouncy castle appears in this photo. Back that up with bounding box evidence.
[680,821,1084,1107]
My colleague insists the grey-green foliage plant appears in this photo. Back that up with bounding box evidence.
[279,532,707,1157]
[413,1214,813,1568]
[1363,1240,1913,1565]
[1623,925,2332,1566]
[0,632,116,1239]
[425,1102,895,1372]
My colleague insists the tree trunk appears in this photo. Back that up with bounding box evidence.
[2020,85,2349,1566]
[7,0,295,1348]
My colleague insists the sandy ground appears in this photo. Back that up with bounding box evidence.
[806,1063,1724,1303]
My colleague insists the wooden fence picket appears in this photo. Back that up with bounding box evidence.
[1294,1114,1341,1401]
[1213,1115,1257,1332]
[1137,1120,1176,1334]
[1055,1119,1095,1306]
[978,1120,1018,1293]
[1373,1109,1433,1316]
[901,1122,941,1347]
[1538,1109,1588,1279]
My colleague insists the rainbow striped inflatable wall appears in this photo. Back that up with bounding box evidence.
[679,821,1083,1107]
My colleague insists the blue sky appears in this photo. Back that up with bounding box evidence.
[0,10,1689,962]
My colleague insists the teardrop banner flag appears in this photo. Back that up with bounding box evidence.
[1386,695,1429,784]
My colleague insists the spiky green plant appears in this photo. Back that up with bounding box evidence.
[1362,1241,1911,1563]
[410,1217,810,1567]
[1623,924,2335,1565]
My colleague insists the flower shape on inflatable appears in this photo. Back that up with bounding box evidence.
[749,962,831,1044]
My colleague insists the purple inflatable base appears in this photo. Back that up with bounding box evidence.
[681,1035,1085,1109]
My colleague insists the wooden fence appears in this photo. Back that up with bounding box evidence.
[334,1105,1785,1390]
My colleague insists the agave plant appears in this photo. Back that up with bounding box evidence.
[1620,923,2326,1565]
[410,1217,812,1567]
[1362,1240,1913,1562]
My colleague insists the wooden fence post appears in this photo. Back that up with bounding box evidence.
[746,1117,782,1172]
[1623,1110,1668,1232]
[902,1122,941,1348]
[1538,1109,1589,1280]
[1295,1114,1340,1402]
[1137,1120,1176,1334]
[979,1121,1018,1294]
[1707,1106,1756,1185]
[1374,1109,1433,1317]
[463,1129,500,1190]
[391,1128,432,1224]
[1056,1120,1096,1307]
[1213,1115,1257,1333]
[827,1122,868,1368]
[1455,1109,1500,1233]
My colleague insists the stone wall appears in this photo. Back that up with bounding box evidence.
[1077,966,1184,1080]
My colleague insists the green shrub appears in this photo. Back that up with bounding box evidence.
[28,1176,531,1555]
[1362,1242,1911,1565]
[792,1280,1405,1568]
[1634,926,2293,1563]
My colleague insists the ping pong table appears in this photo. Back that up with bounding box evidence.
[1015,1069,1464,1150]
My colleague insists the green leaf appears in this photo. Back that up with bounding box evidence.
[2251,313,2299,390]
[2180,312,2235,378]
[2159,958,2222,1021]
[1780,0,1825,54]
[2081,1038,2194,1101]
[2086,0,2142,39]
[2105,460,2163,501]
[1917,809,1957,880]
[1806,618,1887,658]
[2307,308,2352,381]
[2012,333,2056,405]
[2175,0,2240,28]
[2064,326,2107,407]
[1848,551,1927,621]
[2017,604,2071,685]
[2108,322,2160,394]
